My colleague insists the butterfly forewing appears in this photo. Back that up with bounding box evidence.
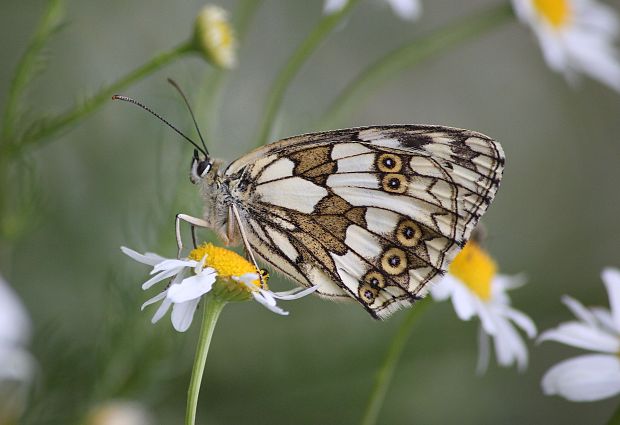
[223,125,504,319]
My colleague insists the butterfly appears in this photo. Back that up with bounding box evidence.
[114,95,504,320]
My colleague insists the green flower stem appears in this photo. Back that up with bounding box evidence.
[255,0,361,148]
[361,298,431,425]
[185,295,226,425]
[197,0,263,142]
[320,2,514,129]
[9,41,194,157]
[607,401,620,425]
[1,0,64,142]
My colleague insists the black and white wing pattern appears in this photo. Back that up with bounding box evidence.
[223,125,504,319]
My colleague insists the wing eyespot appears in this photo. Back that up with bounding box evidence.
[396,219,422,247]
[359,283,379,304]
[363,270,386,289]
[381,247,408,275]
[382,174,408,194]
[377,153,403,173]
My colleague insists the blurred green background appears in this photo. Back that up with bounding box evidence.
[2,0,620,424]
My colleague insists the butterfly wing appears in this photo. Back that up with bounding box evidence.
[223,125,504,319]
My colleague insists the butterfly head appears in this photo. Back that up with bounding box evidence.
[190,149,214,184]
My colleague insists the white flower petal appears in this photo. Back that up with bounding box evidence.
[562,295,597,327]
[386,0,421,20]
[502,306,538,338]
[232,273,260,285]
[429,275,455,301]
[475,300,498,336]
[476,325,490,375]
[493,314,529,371]
[151,259,196,274]
[167,271,217,303]
[450,280,478,321]
[0,275,31,346]
[0,346,35,383]
[537,27,570,73]
[602,268,620,331]
[538,322,620,353]
[141,291,167,311]
[151,297,172,324]
[171,298,201,332]
[253,291,289,316]
[591,307,616,334]
[271,285,319,300]
[493,273,527,292]
[121,246,165,266]
[324,0,348,14]
[141,267,183,290]
[542,354,620,401]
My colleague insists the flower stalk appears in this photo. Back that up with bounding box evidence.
[607,402,620,425]
[1,0,64,143]
[8,41,193,157]
[185,294,226,425]
[255,0,361,148]
[361,298,431,425]
[319,2,514,129]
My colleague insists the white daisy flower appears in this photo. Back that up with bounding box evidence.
[324,0,422,21]
[430,241,537,373]
[512,0,620,91]
[539,268,620,402]
[122,243,317,332]
[0,274,35,422]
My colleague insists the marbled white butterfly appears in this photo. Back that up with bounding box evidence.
[115,93,504,319]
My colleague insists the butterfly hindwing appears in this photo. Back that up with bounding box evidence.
[223,125,504,319]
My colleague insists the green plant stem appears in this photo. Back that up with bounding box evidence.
[320,2,514,129]
[185,296,226,425]
[360,299,431,425]
[255,0,361,148]
[1,0,64,142]
[196,0,263,143]
[607,401,620,425]
[9,41,194,157]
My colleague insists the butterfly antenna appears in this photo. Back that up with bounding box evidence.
[112,95,208,156]
[167,78,209,156]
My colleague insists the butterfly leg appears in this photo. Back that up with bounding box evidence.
[230,204,266,287]
[175,213,208,258]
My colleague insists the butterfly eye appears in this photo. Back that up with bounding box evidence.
[197,161,212,177]
[190,157,200,183]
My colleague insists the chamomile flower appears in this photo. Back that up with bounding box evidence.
[512,0,620,91]
[0,274,35,423]
[539,268,620,402]
[192,5,237,68]
[430,241,537,373]
[324,0,422,21]
[122,243,317,332]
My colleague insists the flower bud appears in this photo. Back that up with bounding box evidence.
[192,5,237,69]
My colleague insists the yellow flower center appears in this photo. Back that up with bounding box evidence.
[448,241,497,301]
[533,0,570,28]
[189,243,263,289]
